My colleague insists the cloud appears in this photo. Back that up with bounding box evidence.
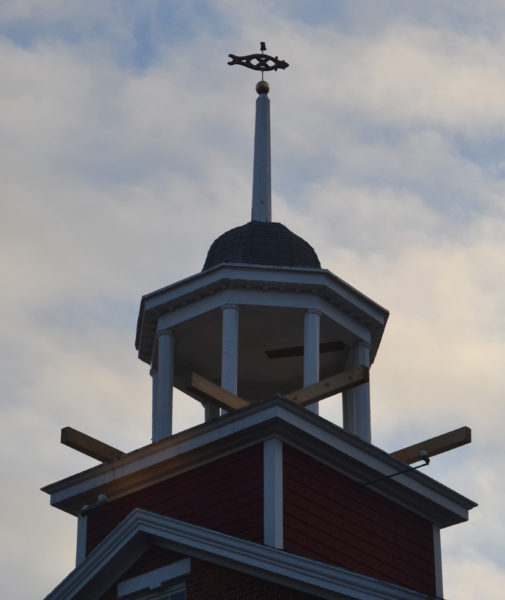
[1,3,504,599]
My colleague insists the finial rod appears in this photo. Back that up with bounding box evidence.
[228,44,289,223]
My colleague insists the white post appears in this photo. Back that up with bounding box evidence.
[343,340,371,442]
[251,89,271,222]
[155,329,174,441]
[263,439,283,548]
[304,309,320,415]
[150,367,158,442]
[221,305,239,395]
[76,514,87,566]
[433,525,444,599]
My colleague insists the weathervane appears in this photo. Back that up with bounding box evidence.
[228,42,289,82]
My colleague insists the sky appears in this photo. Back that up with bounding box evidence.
[1,1,504,598]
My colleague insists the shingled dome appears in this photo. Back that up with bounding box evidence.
[203,221,321,271]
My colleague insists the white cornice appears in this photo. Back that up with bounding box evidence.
[42,397,476,527]
[136,263,389,364]
[45,509,435,600]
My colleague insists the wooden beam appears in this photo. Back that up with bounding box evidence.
[391,426,472,464]
[61,427,125,463]
[286,365,369,407]
[189,373,250,411]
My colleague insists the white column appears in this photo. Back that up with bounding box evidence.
[343,340,371,443]
[155,329,174,441]
[263,439,283,548]
[251,90,271,222]
[304,309,320,415]
[150,367,158,442]
[76,514,87,566]
[433,525,444,599]
[221,304,239,395]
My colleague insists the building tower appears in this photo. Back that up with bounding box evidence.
[43,45,476,600]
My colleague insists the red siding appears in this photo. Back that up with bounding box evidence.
[188,558,322,600]
[283,444,436,597]
[87,444,263,553]
[100,554,322,600]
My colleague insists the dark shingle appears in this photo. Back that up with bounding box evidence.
[203,221,321,271]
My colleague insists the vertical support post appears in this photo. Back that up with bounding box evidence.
[251,90,271,222]
[343,340,371,442]
[304,309,320,415]
[263,439,283,548]
[76,514,87,566]
[205,402,220,421]
[221,304,239,395]
[433,525,444,599]
[150,367,158,442]
[155,329,174,441]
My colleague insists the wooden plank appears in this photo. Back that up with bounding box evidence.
[391,426,472,464]
[61,426,125,463]
[190,372,250,411]
[285,365,369,407]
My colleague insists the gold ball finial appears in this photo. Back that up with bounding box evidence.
[256,80,270,95]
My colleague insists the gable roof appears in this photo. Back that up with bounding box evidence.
[45,508,435,600]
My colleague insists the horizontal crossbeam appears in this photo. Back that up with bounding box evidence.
[285,366,369,407]
[189,373,250,411]
[391,426,472,464]
[61,427,125,463]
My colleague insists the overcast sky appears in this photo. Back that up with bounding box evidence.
[1,2,504,598]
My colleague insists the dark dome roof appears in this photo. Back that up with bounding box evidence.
[203,221,321,271]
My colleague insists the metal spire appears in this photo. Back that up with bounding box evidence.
[228,43,289,222]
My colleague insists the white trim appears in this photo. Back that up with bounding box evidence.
[76,514,87,566]
[433,525,443,599]
[45,509,433,600]
[304,309,320,415]
[154,330,174,441]
[221,304,239,395]
[44,398,475,526]
[117,558,190,597]
[156,288,372,344]
[263,439,283,548]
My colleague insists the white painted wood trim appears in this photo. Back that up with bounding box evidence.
[304,309,320,415]
[45,399,475,525]
[155,330,174,441]
[117,558,190,597]
[221,304,239,395]
[354,341,371,443]
[433,524,443,599]
[46,509,432,600]
[75,514,87,567]
[343,341,371,443]
[150,368,158,443]
[157,288,371,344]
[263,439,283,548]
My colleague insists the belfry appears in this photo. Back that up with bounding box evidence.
[43,45,476,600]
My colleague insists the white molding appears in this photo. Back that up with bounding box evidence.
[117,558,190,597]
[76,514,87,567]
[263,439,283,548]
[45,509,432,600]
[433,525,443,599]
[43,398,476,526]
[156,288,371,343]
